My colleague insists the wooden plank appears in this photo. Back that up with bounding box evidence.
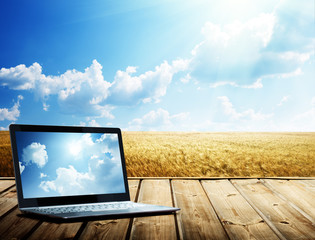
[263,179,315,221]
[172,180,228,240]
[232,179,315,240]
[28,222,83,240]
[0,180,15,193]
[130,179,177,240]
[0,208,40,240]
[294,180,315,193]
[78,180,140,240]
[0,187,18,218]
[202,180,279,240]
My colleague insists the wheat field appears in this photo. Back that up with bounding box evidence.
[0,131,314,177]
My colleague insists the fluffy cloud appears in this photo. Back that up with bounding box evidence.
[218,96,272,121]
[210,78,263,89]
[0,95,23,121]
[0,63,41,90]
[40,165,93,195]
[19,161,25,174]
[109,59,189,104]
[0,60,112,117]
[0,58,189,118]
[39,133,124,196]
[128,108,190,131]
[189,5,313,86]
[190,13,276,82]
[40,173,47,178]
[22,142,48,168]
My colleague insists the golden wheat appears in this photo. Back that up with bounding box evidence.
[0,131,314,177]
[122,132,315,177]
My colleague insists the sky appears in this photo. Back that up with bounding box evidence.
[0,0,314,131]
[15,131,125,198]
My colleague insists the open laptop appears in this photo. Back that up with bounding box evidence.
[10,124,179,221]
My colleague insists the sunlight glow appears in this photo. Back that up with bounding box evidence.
[69,142,82,156]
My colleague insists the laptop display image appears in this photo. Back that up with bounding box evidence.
[10,124,179,221]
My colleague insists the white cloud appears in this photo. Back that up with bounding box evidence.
[0,95,23,121]
[0,58,189,119]
[218,96,273,121]
[128,108,190,131]
[191,13,276,82]
[0,60,113,118]
[277,96,289,107]
[39,133,125,196]
[19,161,25,174]
[109,59,189,104]
[40,173,47,178]
[22,142,48,168]
[210,78,263,89]
[40,165,93,194]
[180,73,192,84]
[189,5,313,87]
[0,63,41,90]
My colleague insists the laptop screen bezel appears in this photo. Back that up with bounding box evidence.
[9,124,130,208]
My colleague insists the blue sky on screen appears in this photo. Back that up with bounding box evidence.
[0,0,314,131]
[15,132,125,198]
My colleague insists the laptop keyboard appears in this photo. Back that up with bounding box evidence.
[33,202,140,215]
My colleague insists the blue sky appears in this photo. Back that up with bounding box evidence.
[15,131,125,198]
[0,0,314,131]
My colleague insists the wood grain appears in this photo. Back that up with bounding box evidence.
[202,180,279,240]
[0,208,39,240]
[263,179,315,221]
[172,180,228,240]
[28,222,82,240]
[0,187,17,218]
[78,180,140,240]
[232,179,315,240]
[130,179,177,240]
[0,180,15,193]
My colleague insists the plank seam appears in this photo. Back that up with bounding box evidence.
[0,185,16,198]
[261,179,314,223]
[200,179,231,240]
[73,221,88,240]
[231,180,287,240]
[171,180,184,240]
[0,204,18,220]
[20,220,43,240]
[170,179,181,240]
[125,179,142,240]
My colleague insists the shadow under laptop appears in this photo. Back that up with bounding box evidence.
[17,210,177,223]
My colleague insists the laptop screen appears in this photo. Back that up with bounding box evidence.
[14,131,126,199]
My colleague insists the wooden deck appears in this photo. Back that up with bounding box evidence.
[0,177,314,239]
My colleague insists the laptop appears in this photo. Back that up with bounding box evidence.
[9,124,179,221]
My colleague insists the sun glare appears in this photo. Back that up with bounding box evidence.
[69,142,81,156]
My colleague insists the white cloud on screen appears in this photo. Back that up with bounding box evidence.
[19,161,25,174]
[0,95,23,121]
[39,133,124,196]
[22,142,48,168]
[40,173,47,178]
